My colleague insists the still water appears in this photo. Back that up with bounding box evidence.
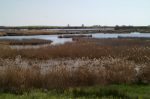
[0,32,150,48]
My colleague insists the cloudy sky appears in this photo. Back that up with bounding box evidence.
[0,0,150,26]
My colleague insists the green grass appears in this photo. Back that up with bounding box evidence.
[0,84,150,99]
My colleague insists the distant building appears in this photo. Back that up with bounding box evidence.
[82,24,84,27]
[67,24,70,27]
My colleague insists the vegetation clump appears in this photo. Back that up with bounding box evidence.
[0,38,150,98]
[0,39,52,45]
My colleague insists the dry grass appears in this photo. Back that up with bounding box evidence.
[5,29,84,36]
[5,30,60,36]
[0,39,52,45]
[0,37,150,93]
[0,57,138,93]
[0,32,6,36]
[0,38,150,63]
[0,56,149,93]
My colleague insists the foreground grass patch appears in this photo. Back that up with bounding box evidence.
[0,85,150,99]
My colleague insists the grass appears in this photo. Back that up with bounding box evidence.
[0,38,150,63]
[5,30,60,36]
[0,38,150,98]
[0,85,150,99]
[0,57,136,92]
[0,32,6,36]
[0,39,52,45]
[5,29,92,36]
[0,56,150,94]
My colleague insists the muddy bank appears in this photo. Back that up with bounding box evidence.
[58,34,92,38]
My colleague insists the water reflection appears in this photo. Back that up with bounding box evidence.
[0,35,72,45]
[0,33,150,48]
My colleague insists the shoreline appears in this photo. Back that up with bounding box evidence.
[0,30,150,36]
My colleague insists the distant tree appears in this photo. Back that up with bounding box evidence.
[115,25,120,30]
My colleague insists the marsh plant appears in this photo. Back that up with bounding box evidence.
[0,56,149,93]
[0,38,150,93]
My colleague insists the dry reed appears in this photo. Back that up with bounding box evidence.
[0,56,143,93]
[0,38,150,63]
[0,39,52,45]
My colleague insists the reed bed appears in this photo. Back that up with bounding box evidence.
[5,30,60,36]
[0,56,150,93]
[0,39,52,45]
[1,56,149,93]
[5,30,85,36]
[0,38,150,63]
[0,32,6,36]
[0,38,150,93]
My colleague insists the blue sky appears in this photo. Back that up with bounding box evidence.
[0,0,150,26]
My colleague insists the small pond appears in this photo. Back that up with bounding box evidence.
[0,32,150,49]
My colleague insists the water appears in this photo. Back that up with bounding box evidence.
[0,35,72,45]
[0,32,150,48]
[92,33,150,38]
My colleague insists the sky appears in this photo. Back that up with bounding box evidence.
[0,0,150,26]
